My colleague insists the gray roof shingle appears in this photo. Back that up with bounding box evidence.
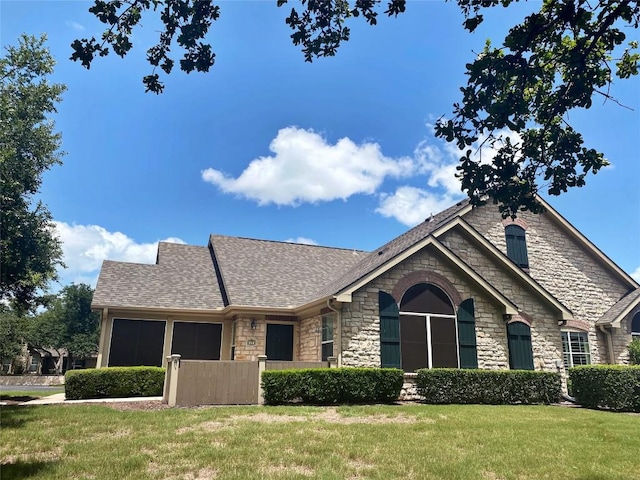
[92,243,224,310]
[596,288,640,326]
[209,235,369,308]
[313,200,470,299]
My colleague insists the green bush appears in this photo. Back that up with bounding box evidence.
[65,366,165,400]
[569,365,640,412]
[629,339,640,365]
[416,368,561,405]
[261,368,403,405]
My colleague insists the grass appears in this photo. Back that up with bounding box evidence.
[0,389,64,402]
[1,403,639,479]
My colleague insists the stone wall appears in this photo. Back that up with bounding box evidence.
[337,201,628,374]
[298,315,321,361]
[340,243,528,370]
[233,316,265,361]
[464,205,633,366]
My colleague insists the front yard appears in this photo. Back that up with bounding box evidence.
[1,403,638,479]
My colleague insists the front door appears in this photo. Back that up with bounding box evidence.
[266,324,294,361]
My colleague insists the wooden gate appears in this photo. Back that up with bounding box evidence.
[175,360,260,406]
[165,357,331,406]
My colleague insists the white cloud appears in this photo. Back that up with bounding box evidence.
[284,237,318,245]
[53,221,185,287]
[631,266,640,282]
[376,187,460,226]
[65,20,85,31]
[202,126,415,206]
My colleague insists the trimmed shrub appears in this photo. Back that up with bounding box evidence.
[416,368,561,405]
[569,365,640,412]
[65,366,165,400]
[629,339,640,365]
[261,368,403,405]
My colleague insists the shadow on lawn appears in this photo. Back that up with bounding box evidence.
[1,460,56,480]
[0,406,38,428]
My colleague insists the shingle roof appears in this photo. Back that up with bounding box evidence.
[92,243,224,310]
[313,200,470,299]
[209,235,369,308]
[595,288,640,327]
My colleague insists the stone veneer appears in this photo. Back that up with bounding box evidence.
[298,315,321,361]
[464,206,633,364]
[339,203,635,375]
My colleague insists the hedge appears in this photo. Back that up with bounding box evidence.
[261,368,404,405]
[416,368,561,405]
[569,365,640,412]
[65,367,165,400]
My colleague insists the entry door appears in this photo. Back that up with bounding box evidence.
[266,324,294,361]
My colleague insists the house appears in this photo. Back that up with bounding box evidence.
[92,198,640,378]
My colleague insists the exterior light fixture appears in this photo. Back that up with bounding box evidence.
[250,319,257,330]
[502,314,513,322]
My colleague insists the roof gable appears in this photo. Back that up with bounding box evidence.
[314,200,471,299]
[93,243,224,311]
[209,235,368,308]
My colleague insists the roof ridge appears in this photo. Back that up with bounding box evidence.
[209,234,368,253]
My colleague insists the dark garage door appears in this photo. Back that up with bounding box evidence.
[109,319,166,367]
[171,322,222,360]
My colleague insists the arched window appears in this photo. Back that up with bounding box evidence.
[505,225,529,269]
[632,312,640,338]
[379,287,478,372]
[400,284,457,372]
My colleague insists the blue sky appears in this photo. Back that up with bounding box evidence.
[2,1,639,288]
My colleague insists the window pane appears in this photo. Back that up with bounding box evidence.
[430,316,458,368]
[322,342,333,361]
[400,314,428,372]
[322,315,333,342]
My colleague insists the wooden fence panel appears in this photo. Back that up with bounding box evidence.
[175,360,260,406]
[266,361,326,370]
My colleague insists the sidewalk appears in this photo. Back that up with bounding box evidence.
[22,393,163,405]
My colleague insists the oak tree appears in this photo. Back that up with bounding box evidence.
[1,34,65,311]
[70,0,639,217]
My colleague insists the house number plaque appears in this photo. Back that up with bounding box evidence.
[247,339,256,346]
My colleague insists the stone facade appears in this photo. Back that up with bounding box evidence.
[298,315,321,361]
[339,202,635,375]
[465,206,633,364]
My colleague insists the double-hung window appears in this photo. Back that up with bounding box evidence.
[561,331,591,368]
[321,314,334,361]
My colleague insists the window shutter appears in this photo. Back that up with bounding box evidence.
[379,291,401,368]
[457,298,478,369]
[505,225,529,268]
[507,321,534,370]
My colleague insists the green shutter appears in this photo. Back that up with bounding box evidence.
[505,225,529,268]
[507,321,534,370]
[457,298,478,369]
[379,292,401,368]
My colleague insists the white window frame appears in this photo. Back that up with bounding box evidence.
[321,314,334,361]
[561,331,591,368]
[631,312,640,339]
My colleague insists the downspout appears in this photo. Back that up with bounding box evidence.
[326,298,341,367]
[598,325,615,364]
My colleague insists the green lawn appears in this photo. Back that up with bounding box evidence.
[1,403,638,479]
[0,389,64,402]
